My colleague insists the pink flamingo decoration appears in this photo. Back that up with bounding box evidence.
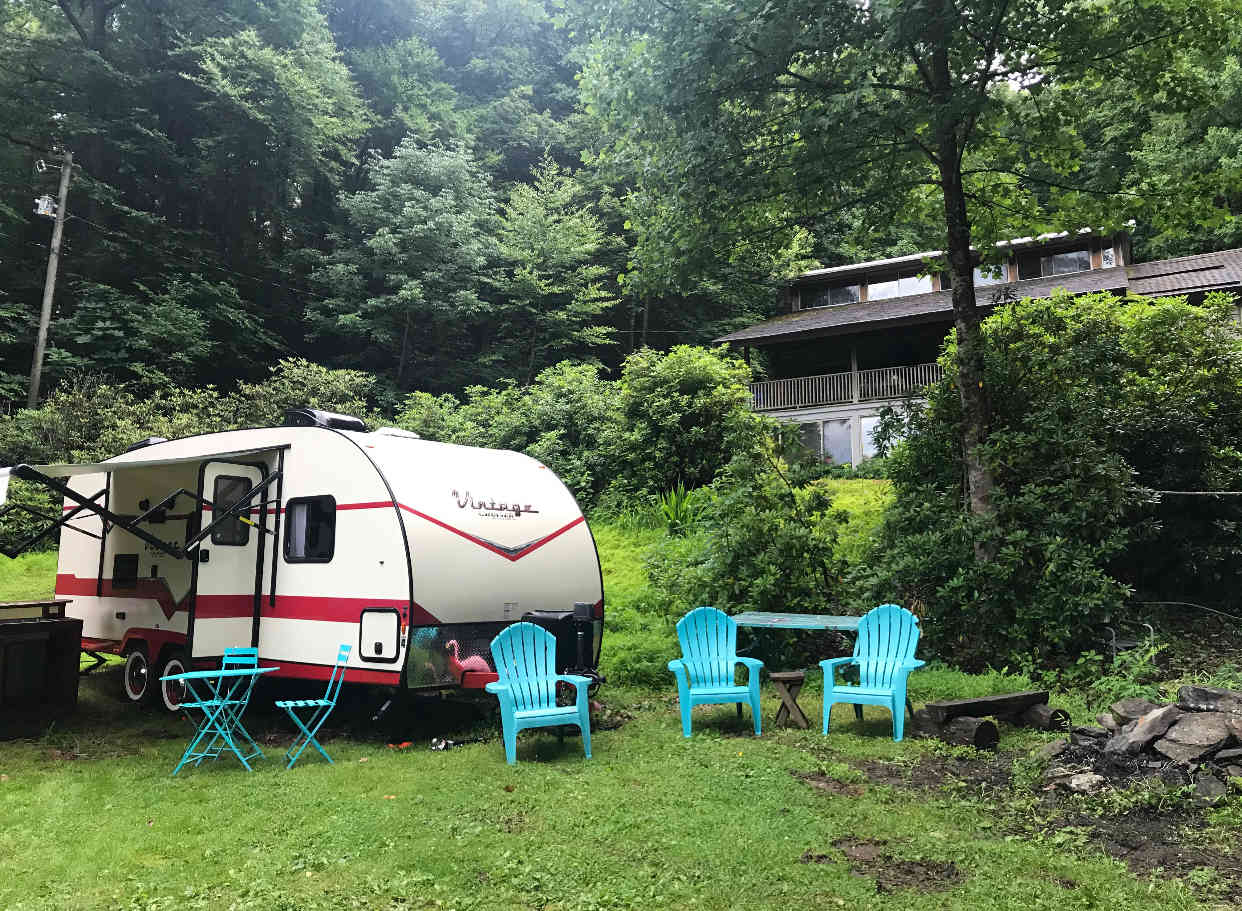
[445,640,490,684]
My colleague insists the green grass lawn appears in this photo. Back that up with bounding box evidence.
[0,551,57,601]
[1,532,1237,910]
[0,675,1222,911]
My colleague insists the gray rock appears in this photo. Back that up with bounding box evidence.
[1073,725,1109,739]
[1195,774,1227,802]
[1102,704,1183,756]
[1153,712,1235,765]
[1037,738,1069,761]
[1177,685,1242,715]
[1214,746,1242,763]
[1226,765,1242,780]
[1111,697,1160,725]
[1096,712,1119,733]
[1067,772,1107,794]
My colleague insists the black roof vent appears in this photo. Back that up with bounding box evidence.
[125,436,168,452]
[283,407,369,433]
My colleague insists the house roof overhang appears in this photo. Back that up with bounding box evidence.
[719,248,1242,347]
[717,267,1132,346]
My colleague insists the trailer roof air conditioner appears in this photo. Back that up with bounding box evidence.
[283,407,369,432]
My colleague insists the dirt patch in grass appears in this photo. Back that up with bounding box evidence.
[811,836,965,894]
[792,769,864,797]
[850,750,1015,796]
[1048,806,1242,901]
[843,747,1242,900]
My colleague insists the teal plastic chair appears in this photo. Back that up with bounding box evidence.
[276,644,351,768]
[485,622,592,764]
[668,607,764,737]
[820,604,924,742]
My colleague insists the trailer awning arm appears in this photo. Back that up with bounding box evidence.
[0,445,287,559]
[0,444,285,507]
[0,487,106,558]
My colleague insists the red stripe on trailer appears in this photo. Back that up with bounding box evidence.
[53,573,440,625]
[263,658,399,685]
[397,505,585,562]
[193,595,258,619]
[261,595,438,625]
[56,572,186,620]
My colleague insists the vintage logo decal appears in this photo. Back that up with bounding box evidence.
[452,490,539,519]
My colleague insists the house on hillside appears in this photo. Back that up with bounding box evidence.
[716,231,1242,466]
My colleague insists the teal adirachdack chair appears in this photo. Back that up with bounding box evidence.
[820,603,924,742]
[668,607,764,737]
[276,644,351,768]
[485,622,593,764]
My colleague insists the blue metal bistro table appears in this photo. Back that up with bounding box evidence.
[732,612,863,729]
[161,666,278,775]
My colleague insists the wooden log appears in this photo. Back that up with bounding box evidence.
[913,709,1000,750]
[923,690,1049,724]
[1015,703,1071,732]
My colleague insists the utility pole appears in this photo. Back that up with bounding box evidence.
[28,149,73,408]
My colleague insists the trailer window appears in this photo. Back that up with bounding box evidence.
[285,495,335,563]
[211,475,253,546]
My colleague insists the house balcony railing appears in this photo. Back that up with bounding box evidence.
[749,362,944,412]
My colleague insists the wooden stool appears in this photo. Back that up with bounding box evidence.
[770,670,810,729]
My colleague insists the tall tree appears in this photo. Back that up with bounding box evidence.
[491,158,619,383]
[312,139,499,391]
[579,0,1223,538]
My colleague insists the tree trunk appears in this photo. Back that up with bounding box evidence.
[397,310,411,388]
[931,40,996,552]
[939,156,994,526]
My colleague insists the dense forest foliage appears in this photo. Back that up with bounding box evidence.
[3,0,1239,407]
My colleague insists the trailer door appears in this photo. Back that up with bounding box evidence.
[190,461,265,658]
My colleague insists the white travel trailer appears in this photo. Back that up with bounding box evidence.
[0,409,604,712]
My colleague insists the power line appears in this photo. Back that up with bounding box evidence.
[67,213,336,303]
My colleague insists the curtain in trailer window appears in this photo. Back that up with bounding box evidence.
[285,496,336,562]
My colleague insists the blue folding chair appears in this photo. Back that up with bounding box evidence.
[276,644,351,768]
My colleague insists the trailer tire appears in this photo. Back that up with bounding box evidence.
[156,649,189,713]
[122,644,155,706]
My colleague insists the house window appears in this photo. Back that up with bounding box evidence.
[867,272,933,300]
[798,422,822,458]
[804,283,860,308]
[211,475,253,546]
[941,266,1004,289]
[822,419,852,466]
[1042,248,1091,276]
[860,415,882,460]
[1017,246,1092,280]
[973,265,1004,286]
[285,495,336,563]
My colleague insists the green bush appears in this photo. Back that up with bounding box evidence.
[854,291,1242,669]
[616,346,764,495]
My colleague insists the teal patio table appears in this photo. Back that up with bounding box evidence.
[732,612,863,728]
[161,665,278,775]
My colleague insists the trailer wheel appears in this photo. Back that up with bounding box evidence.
[157,650,189,713]
[122,645,154,705]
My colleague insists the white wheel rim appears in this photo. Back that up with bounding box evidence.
[161,659,187,711]
[124,651,149,702]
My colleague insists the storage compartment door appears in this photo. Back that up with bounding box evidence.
[359,608,400,664]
